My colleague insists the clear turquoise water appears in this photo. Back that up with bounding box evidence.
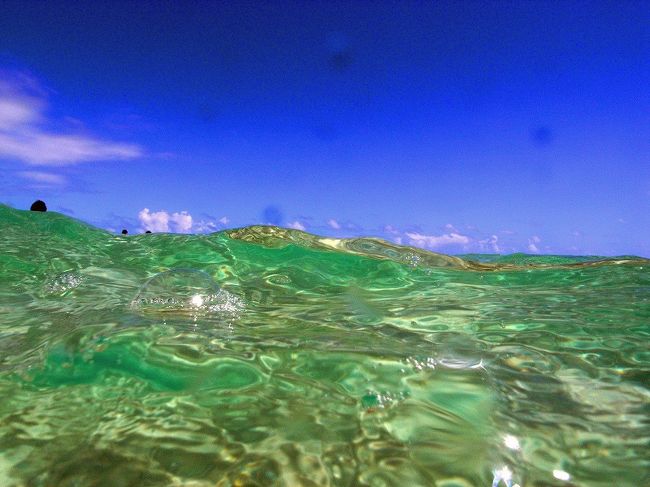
[0,204,648,486]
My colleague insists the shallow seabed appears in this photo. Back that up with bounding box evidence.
[1,205,648,486]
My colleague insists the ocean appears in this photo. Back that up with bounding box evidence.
[0,204,648,486]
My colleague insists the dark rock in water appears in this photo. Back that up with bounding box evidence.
[30,200,47,212]
[121,229,128,235]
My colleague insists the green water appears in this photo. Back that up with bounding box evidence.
[0,204,648,487]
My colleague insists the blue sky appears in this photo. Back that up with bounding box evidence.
[1,1,648,256]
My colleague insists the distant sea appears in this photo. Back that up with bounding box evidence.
[1,204,648,486]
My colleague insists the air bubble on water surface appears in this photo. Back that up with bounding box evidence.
[435,333,486,371]
[44,272,84,295]
[437,356,485,370]
[131,269,244,317]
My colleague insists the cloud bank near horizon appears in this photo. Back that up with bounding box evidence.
[129,207,550,254]
[137,208,233,235]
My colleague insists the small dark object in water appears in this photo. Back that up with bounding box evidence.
[30,200,47,212]
[145,230,152,234]
[121,229,128,235]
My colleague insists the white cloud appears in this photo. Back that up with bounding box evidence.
[380,224,546,254]
[137,208,192,233]
[527,235,541,253]
[138,208,170,232]
[406,231,470,249]
[17,170,66,186]
[193,220,217,233]
[444,223,460,233]
[0,72,144,165]
[0,132,142,165]
[190,215,230,233]
[170,211,193,233]
[0,96,43,129]
[328,218,341,230]
[479,234,500,253]
[287,220,306,231]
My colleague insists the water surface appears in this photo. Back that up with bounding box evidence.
[1,205,648,486]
